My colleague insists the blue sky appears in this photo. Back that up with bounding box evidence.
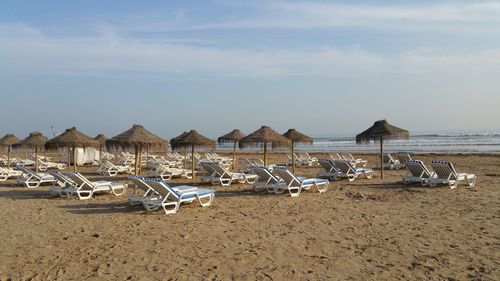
[1,0,499,139]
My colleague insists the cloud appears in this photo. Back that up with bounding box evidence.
[120,1,500,35]
[0,23,499,79]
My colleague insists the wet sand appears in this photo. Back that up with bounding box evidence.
[0,153,499,280]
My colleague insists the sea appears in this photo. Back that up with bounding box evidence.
[217,132,500,153]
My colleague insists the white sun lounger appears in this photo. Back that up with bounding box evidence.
[37,157,66,171]
[395,152,413,164]
[317,159,341,180]
[97,160,133,176]
[402,160,435,185]
[142,178,215,215]
[16,166,57,188]
[149,163,192,180]
[332,160,373,182]
[340,153,368,167]
[48,171,78,197]
[378,153,405,170]
[429,160,477,189]
[272,166,328,197]
[209,162,257,186]
[251,166,284,193]
[128,176,197,204]
[0,167,24,181]
[67,173,127,198]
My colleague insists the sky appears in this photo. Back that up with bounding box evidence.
[1,0,499,139]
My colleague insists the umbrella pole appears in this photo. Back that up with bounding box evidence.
[232,141,237,170]
[380,136,384,180]
[191,144,195,180]
[134,145,139,176]
[263,142,267,166]
[146,146,149,169]
[7,146,11,168]
[184,148,187,169]
[67,147,71,170]
[73,146,77,172]
[138,146,142,175]
[35,147,39,173]
[25,148,28,160]
[99,146,102,162]
[292,141,295,173]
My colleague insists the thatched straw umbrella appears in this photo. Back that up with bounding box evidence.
[106,125,167,176]
[94,134,107,161]
[170,130,216,179]
[283,129,313,173]
[218,129,245,170]
[356,120,409,179]
[17,132,49,172]
[45,127,100,172]
[0,134,20,168]
[239,126,291,166]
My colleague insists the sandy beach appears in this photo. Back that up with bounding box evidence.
[0,152,498,280]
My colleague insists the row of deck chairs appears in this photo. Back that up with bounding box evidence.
[285,153,318,167]
[318,159,373,181]
[49,171,127,199]
[403,160,477,188]
[238,158,265,172]
[251,166,329,197]
[0,156,35,167]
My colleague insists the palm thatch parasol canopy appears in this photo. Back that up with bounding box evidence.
[17,132,49,172]
[356,120,409,144]
[283,129,313,144]
[218,129,246,170]
[106,124,167,175]
[18,131,49,149]
[94,134,108,146]
[0,134,20,147]
[171,130,216,180]
[356,120,409,179]
[106,124,167,151]
[283,129,313,173]
[217,129,245,144]
[45,127,100,172]
[239,126,291,166]
[45,127,100,150]
[0,134,20,168]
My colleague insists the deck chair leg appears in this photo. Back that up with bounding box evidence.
[198,194,214,207]
[162,202,180,214]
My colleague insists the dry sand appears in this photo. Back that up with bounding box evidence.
[0,153,499,280]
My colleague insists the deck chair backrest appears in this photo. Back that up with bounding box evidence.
[332,160,355,174]
[144,178,180,199]
[200,162,217,174]
[17,166,41,180]
[210,162,230,176]
[49,171,74,185]
[318,159,337,172]
[405,160,430,178]
[396,152,412,163]
[252,166,278,182]
[382,153,394,164]
[272,166,299,185]
[129,176,154,193]
[431,160,456,180]
[341,153,354,161]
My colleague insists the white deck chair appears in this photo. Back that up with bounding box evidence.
[251,166,284,193]
[317,159,341,180]
[98,160,133,176]
[272,166,329,197]
[67,173,127,198]
[0,167,24,181]
[332,160,373,182]
[37,157,66,171]
[377,153,404,170]
[402,160,434,185]
[48,171,78,198]
[341,153,368,167]
[207,162,257,186]
[149,164,192,180]
[128,176,198,204]
[16,166,56,188]
[142,178,215,215]
[429,160,477,189]
[395,152,413,164]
